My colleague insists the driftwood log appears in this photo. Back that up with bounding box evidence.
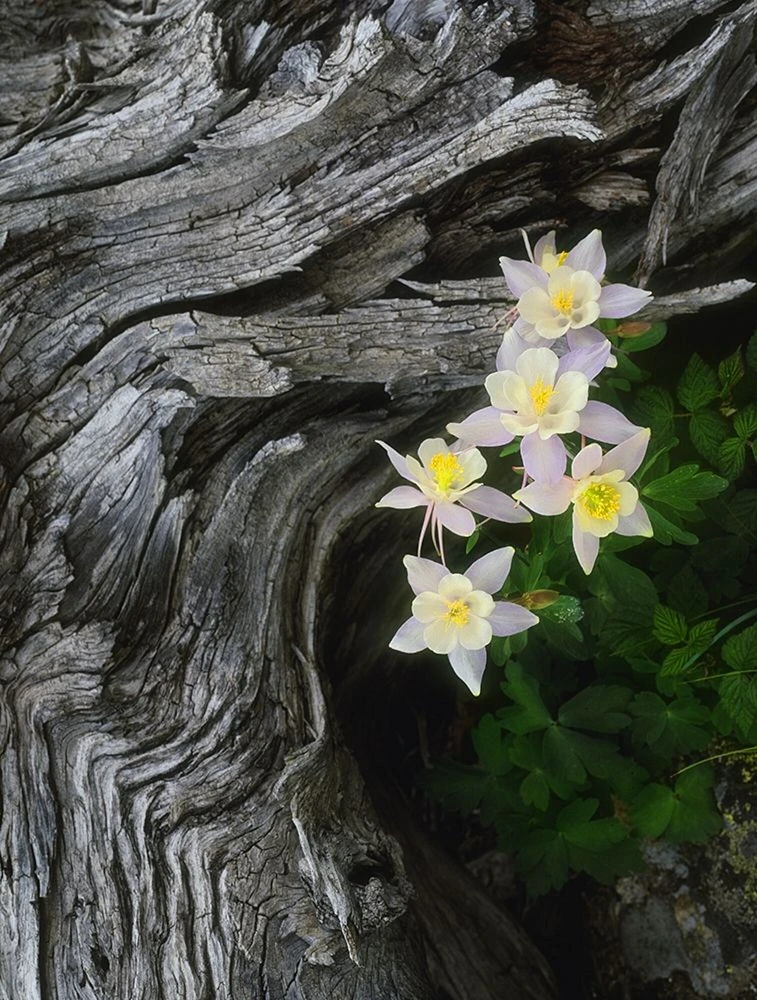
[1,1,756,998]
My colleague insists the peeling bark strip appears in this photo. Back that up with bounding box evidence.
[0,0,755,997]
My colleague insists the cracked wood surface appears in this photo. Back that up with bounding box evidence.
[1,0,756,998]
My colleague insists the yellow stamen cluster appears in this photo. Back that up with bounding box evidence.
[429,452,463,492]
[551,288,575,313]
[529,378,555,416]
[577,483,621,521]
[556,251,569,266]
[444,600,470,628]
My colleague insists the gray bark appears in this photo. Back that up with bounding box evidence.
[0,1,755,998]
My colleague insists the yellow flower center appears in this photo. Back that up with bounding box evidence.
[551,288,574,313]
[542,250,569,274]
[529,378,555,416]
[577,483,621,521]
[429,452,463,492]
[444,599,470,628]
[556,251,569,266]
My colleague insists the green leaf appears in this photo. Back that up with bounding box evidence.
[631,783,676,838]
[538,616,587,661]
[499,441,522,458]
[631,386,675,437]
[687,619,718,652]
[642,465,728,511]
[722,622,757,673]
[689,409,730,464]
[543,726,587,784]
[718,437,746,480]
[710,490,757,540]
[666,767,722,843]
[557,797,599,831]
[653,605,688,646]
[594,555,658,612]
[646,504,699,546]
[509,734,575,800]
[472,714,510,776]
[734,404,757,440]
[620,322,668,353]
[538,595,584,625]
[499,662,552,734]
[558,685,632,733]
[520,770,550,811]
[465,529,481,554]
[630,691,711,758]
[568,839,643,884]
[419,760,491,815]
[660,646,695,676]
[677,354,720,411]
[516,830,570,897]
[718,347,745,393]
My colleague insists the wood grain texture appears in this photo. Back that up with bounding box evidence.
[1,0,755,997]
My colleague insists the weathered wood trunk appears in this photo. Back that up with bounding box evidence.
[1,1,755,998]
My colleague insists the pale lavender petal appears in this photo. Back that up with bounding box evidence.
[571,442,603,480]
[466,547,514,594]
[447,408,513,448]
[376,486,428,509]
[521,432,567,484]
[573,516,600,575]
[567,327,617,369]
[499,257,549,297]
[565,229,606,280]
[496,328,531,372]
[461,485,533,523]
[389,617,427,653]
[598,427,651,478]
[447,645,487,696]
[434,502,477,537]
[598,283,653,318]
[489,601,539,637]
[377,440,411,480]
[557,340,611,381]
[402,555,448,595]
[513,479,573,515]
[512,315,544,344]
[615,502,654,537]
[532,230,556,266]
[578,401,641,444]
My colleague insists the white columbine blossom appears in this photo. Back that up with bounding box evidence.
[499,229,652,344]
[389,549,538,695]
[513,429,654,574]
[375,437,531,557]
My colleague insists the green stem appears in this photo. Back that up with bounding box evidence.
[673,745,757,777]
[691,595,757,622]
[691,669,757,684]
[679,607,757,673]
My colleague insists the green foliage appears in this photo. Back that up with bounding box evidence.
[422,328,756,901]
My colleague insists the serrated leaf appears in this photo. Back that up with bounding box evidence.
[677,354,720,411]
[631,783,676,838]
[710,490,757,540]
[499,662,553,734]
[689,409,730,464]
[653,605,688,646]
[558,685,632,733]
[718,437,746,480]
[687,619,718,651]
[722,622,757,673]
[643,465,728,511]
[718,347,745,392]
[660,646,694,676]
[631,386,675,437]
[734,404,757,440]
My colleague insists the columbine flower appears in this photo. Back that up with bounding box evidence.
[375,437,531,559]
[499,229,652,343]
[448,335,640,483]
[513,429,653,574]
[389,548,538,695]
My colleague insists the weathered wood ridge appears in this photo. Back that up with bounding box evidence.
[0,1,755,997]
